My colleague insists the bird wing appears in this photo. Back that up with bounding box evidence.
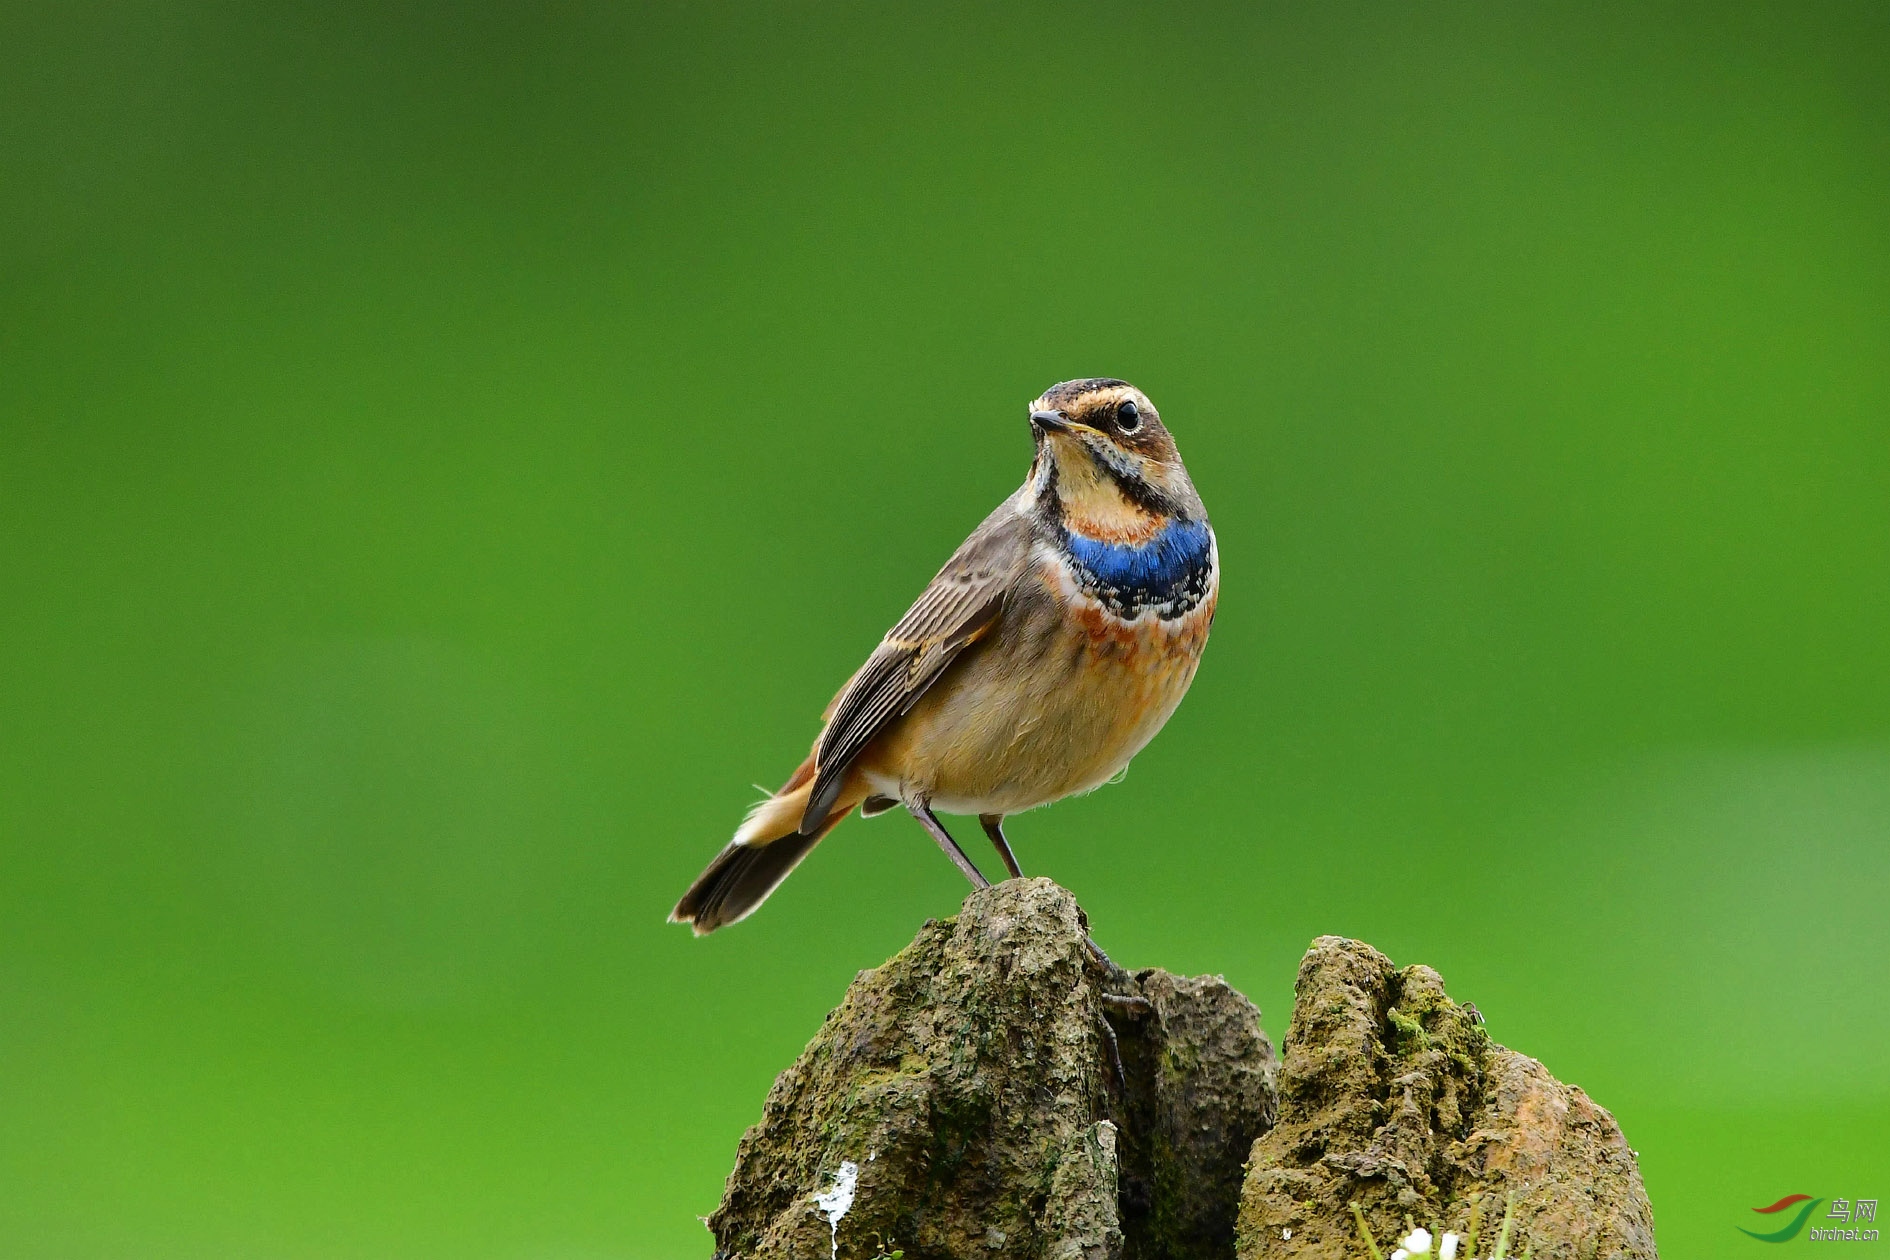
[801,504,1029,828]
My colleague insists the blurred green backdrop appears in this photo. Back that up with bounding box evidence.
[3,3,1888,1256]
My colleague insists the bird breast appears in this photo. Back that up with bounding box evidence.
[861,529,1217,817]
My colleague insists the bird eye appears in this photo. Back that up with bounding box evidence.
[1115,400,1141,432]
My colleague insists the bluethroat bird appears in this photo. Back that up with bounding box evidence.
[670,379,1216,938]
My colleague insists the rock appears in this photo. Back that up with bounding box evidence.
[703,878,1279,1259]
[703,895,1656,1260]
[1236,937,1657,1260]
[1111,969,1281,1253]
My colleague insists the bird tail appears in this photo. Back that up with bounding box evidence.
[669,755,861,935]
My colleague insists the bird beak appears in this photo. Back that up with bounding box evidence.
[1029,409,1070,434]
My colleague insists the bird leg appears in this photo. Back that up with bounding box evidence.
[978,814,1025,880]
[977,814,1136,988]
[922,805,1145,1087]
[907,801,990,889]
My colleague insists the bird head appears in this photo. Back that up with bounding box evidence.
[1026,379,1203,534]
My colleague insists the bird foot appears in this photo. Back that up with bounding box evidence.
[1097,1007,1128,1093]
[1095,981,1153,1094]
[1081,937,1147,1092]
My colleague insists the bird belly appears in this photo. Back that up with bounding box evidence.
[862,563,1216,816]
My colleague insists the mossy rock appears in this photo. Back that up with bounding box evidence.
[703,879,1278,1259]
[1235,938,1656,1260]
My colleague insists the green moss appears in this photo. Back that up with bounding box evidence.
[1386,1006,1429,1054]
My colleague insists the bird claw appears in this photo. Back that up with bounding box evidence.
[1097,990,1153,1094]
[1097,1007,1129,1094]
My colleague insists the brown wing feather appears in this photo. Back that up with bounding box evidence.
[801,505,1029,827]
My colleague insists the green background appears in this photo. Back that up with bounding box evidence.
[3,3,1886,1256]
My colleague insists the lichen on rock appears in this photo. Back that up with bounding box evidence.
[1235,937,1656,1260]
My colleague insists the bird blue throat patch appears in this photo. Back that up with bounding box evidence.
[1060,518,1214,619]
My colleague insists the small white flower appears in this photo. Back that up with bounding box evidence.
[1282,1228,1292,1240]
[1401,1227,1434,1255]
[1392,1250,1409,1260]
[1440,1232,1460,1260]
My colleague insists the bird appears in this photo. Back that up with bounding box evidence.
[670,378,1217,938]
